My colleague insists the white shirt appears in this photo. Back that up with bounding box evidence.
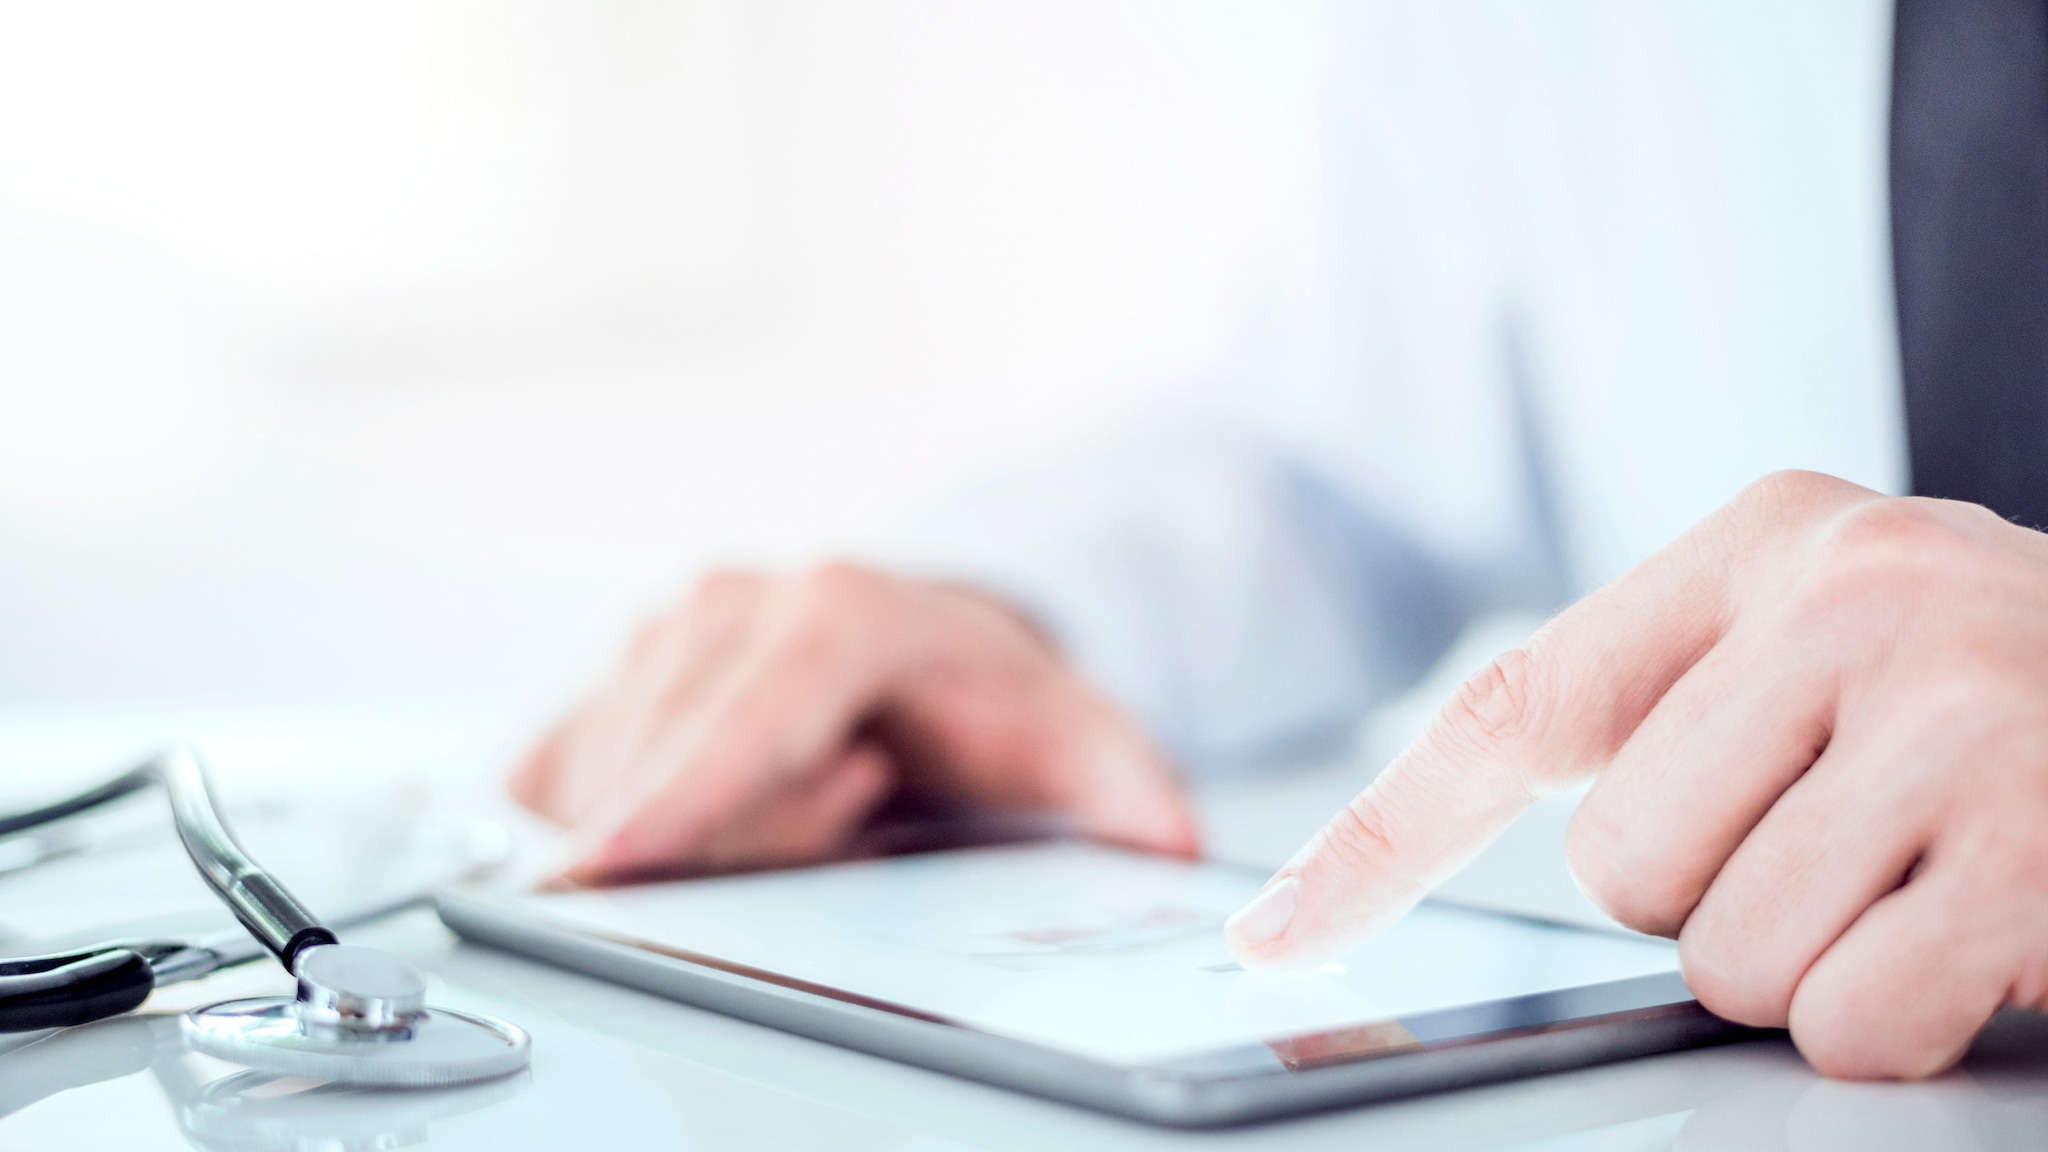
[874,1,1902,777]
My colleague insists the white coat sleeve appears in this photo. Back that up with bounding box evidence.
[859,4,1562,776]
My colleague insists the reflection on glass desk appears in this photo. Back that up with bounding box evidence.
[0,1014,527,1151]
[3,908,2046,1151]
[0,706,2042,1150]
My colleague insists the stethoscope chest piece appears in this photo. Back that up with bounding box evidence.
[182,945,530,1088]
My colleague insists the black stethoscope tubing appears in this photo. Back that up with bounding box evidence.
[0,749,340,1033]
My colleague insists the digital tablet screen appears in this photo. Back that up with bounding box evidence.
[523,841,1680,1067]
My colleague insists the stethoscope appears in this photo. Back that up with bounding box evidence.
[0,747,530,1087]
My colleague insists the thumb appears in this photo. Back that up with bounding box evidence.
[958,667,1198,859]
[1045,687,1201,858]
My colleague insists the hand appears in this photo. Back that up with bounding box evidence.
[1224,470,2048,1079]
[510,563,1197,882]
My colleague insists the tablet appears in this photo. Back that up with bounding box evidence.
[437,841,1748,1126]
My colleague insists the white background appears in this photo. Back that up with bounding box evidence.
[0,1,1331,722]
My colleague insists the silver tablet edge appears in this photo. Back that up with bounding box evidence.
[434,890,1753,1127]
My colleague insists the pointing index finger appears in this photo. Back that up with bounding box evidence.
[1226,472,1873,968]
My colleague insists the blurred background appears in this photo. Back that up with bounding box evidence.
[0,0,1331,726]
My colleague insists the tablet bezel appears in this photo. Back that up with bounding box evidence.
[437,856,1762,1126]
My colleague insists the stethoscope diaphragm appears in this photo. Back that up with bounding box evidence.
[183,997,531,1089]
[182,944,531,1088]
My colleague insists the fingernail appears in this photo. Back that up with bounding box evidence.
[1225,876,1298,946]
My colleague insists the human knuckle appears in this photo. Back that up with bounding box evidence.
[799,561,889,606]
[1927,666,2040,750]
[1810,498,1972,593]
[1442,647,1549,753]
[785,562,888,626]
[1997,813,2048,887]
[1737,469,1848,520]
[1328,797,1401,863]
[744,566,892,679]
[1949,806,2048,902]
[1318,797,1422,892]
[691,568,762,609]
[1832,495,1954,550]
